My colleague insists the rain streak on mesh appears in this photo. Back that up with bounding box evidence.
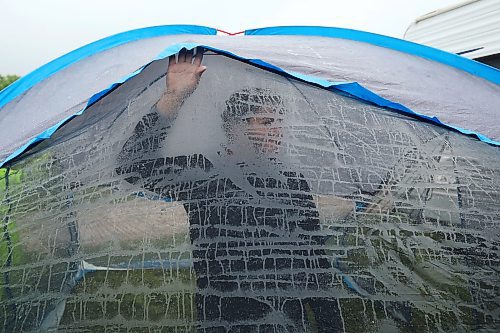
[0,52,499,332]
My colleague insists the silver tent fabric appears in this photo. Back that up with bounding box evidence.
[0,34,499,163]
[1,52,499,332]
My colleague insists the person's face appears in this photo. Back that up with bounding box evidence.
[241,107,283,155]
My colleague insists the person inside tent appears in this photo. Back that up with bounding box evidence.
[116,48,343,332]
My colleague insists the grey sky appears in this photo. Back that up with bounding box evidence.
[2,0,460,75]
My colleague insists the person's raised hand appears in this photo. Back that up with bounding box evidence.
[156,48,206,117]
[166,48,206,98]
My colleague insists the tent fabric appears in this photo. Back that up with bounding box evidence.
[1,27,499,168]
[245,26,500,84]
[0,25,217,109]
[3,42,498,168]
[2,51,499,331]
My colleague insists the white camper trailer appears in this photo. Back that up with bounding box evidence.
[404,0,500,68]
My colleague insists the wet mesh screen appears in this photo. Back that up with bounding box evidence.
[1,52,499,332]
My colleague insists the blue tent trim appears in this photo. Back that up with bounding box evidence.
[245,26,500,85]
[0,25,216,109]
[1,42,498,168]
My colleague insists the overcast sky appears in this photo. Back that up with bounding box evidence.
[2,0,461,75]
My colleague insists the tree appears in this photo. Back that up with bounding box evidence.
[0,75,20,90]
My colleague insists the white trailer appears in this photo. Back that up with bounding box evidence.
[404,0,500,68]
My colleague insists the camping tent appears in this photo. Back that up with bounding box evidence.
[0,25,499,332]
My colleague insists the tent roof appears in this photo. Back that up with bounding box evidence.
[1,25,498,108]
[1,25,499,167]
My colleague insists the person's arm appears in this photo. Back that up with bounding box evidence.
[155,48,206,120]
[116,48,207,193]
